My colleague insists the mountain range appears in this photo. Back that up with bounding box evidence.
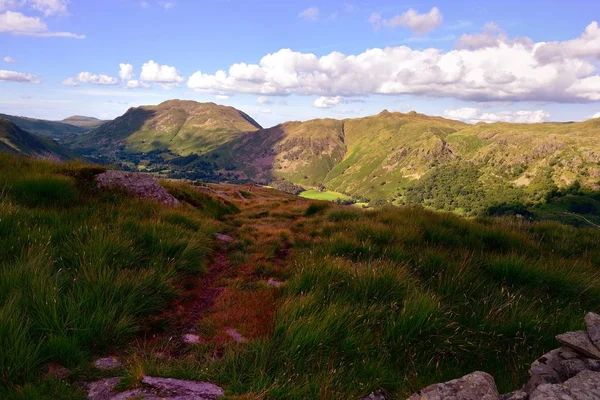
[3,100,600,214]
[0,118,74,160]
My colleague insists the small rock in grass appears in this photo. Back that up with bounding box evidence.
[585,312,600,347]
[408,371,500,400]
[142,376,225,398]
[215,233,233,243]
[556,331,600,359]
[183,333,201,345]
[225,328,247,343]
[94,357,122,371]
[360,390,388,399]
[267,278,284,288]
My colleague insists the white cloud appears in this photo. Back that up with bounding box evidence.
[215,94,229,100]
[3,55,15,63]
[72,72,118,85]
[124,79,149,89]
[61,76,77,86]
[140,0,149,8]
[0,0,68,16]
[444,107,551,124]
[158,1,174,9]
[0,11,84,38]
[535,21,600,64]
[119,63,134,81]
[369,7,443,35]
[140,60,184,86]
[593,112,600,119]
[256,95,272,104]
[299,6,319,21]
[0,69,38,82]
[457,22,533,50]
[186,22,600,103]
[313,96,342,108]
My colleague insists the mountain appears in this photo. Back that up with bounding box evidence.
[0,118,74,160]
[69,100,262,156]
[61,115,107,129]
[0,113,90,138]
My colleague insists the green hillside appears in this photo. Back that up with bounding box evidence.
[0,113,90,138]
[0,118,74,160]
[61,115,107,129]
[69,100,262,157]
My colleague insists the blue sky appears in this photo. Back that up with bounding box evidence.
[1,0,600,127]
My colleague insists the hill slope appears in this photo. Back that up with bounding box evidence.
[61,115,107,129]
[0,113,90,138]
[0,118,74,160]
[70,100,262,156]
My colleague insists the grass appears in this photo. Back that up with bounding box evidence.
[0,155,231,397]
[299,189,351,202]
[2,154,600,399]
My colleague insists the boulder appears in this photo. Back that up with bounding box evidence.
[585,312,600,348]
[94,357,122,371]
[407,371,500,400]
[96,171,180,206]
[141,376,224,399]
[500,391,528,400]
[556,331,600,359]
[530,370,600,399]
[214,233,233,243]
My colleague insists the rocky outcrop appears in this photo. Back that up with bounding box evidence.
[94,357,122,371]
[407,372,500,400]
[96,171,180,206]
[408,312,600,400]
[87,376,224,400]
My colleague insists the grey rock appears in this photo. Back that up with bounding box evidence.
[556,331,600,359]
[87,377,148,400]
[360,390,387,399]
[585,312,600,347]
[530,370,600,399]
[225,328,247,343]
[500,391,528,400]
[214,233,233,243]
[183,334,201,345]
[94,357,122,371]
[96,171,180,206]
[524,348,564,393]
[142,376,224,399]
[408,371,500,400]
[267,278,283,288]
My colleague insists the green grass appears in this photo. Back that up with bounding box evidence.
[0,155,230,396]
[299,189,351,202]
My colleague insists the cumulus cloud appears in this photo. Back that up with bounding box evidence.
[124,79,149,89]
[535,21,600,64]
[0,11,84,38]
[61,76,77,86]
[0,0,68,15]
[62,72,117,86]
[140,60,184,86]
[119,63,134,81]
[186,21,600,103]
[313,96,342,108]
[299,6,319,21]
[215,94,229,100]
[3,55,15,63]
[456,22,533,50]
[444,107,551,124]
[369,7,443,35]
[593,112,600,119]
[257,96,272,104]
[0,69,38,82]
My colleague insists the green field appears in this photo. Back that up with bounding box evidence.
[299,189,352,201]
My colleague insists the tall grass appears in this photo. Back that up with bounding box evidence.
[0,155,228,393]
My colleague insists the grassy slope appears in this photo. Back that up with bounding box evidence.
[71,100,262,157]
[0,118,75,160]
[0,155,236,398]
[0,114,88,138]
[299,189,352,201]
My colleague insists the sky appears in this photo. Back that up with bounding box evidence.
[1,0,600,128]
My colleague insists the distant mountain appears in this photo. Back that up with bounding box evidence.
[0,118,74,160]
[61,115,107,129]
[0,113,89,138]
[69,100,262,156]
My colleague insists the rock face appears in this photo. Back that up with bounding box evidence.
[530,370,600,399]
[409,312,600,400]
[407,371,500,400]
[585,312,600,347]
[94,357,122,371]
[96,171,180,206]
[87,376,224,400]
